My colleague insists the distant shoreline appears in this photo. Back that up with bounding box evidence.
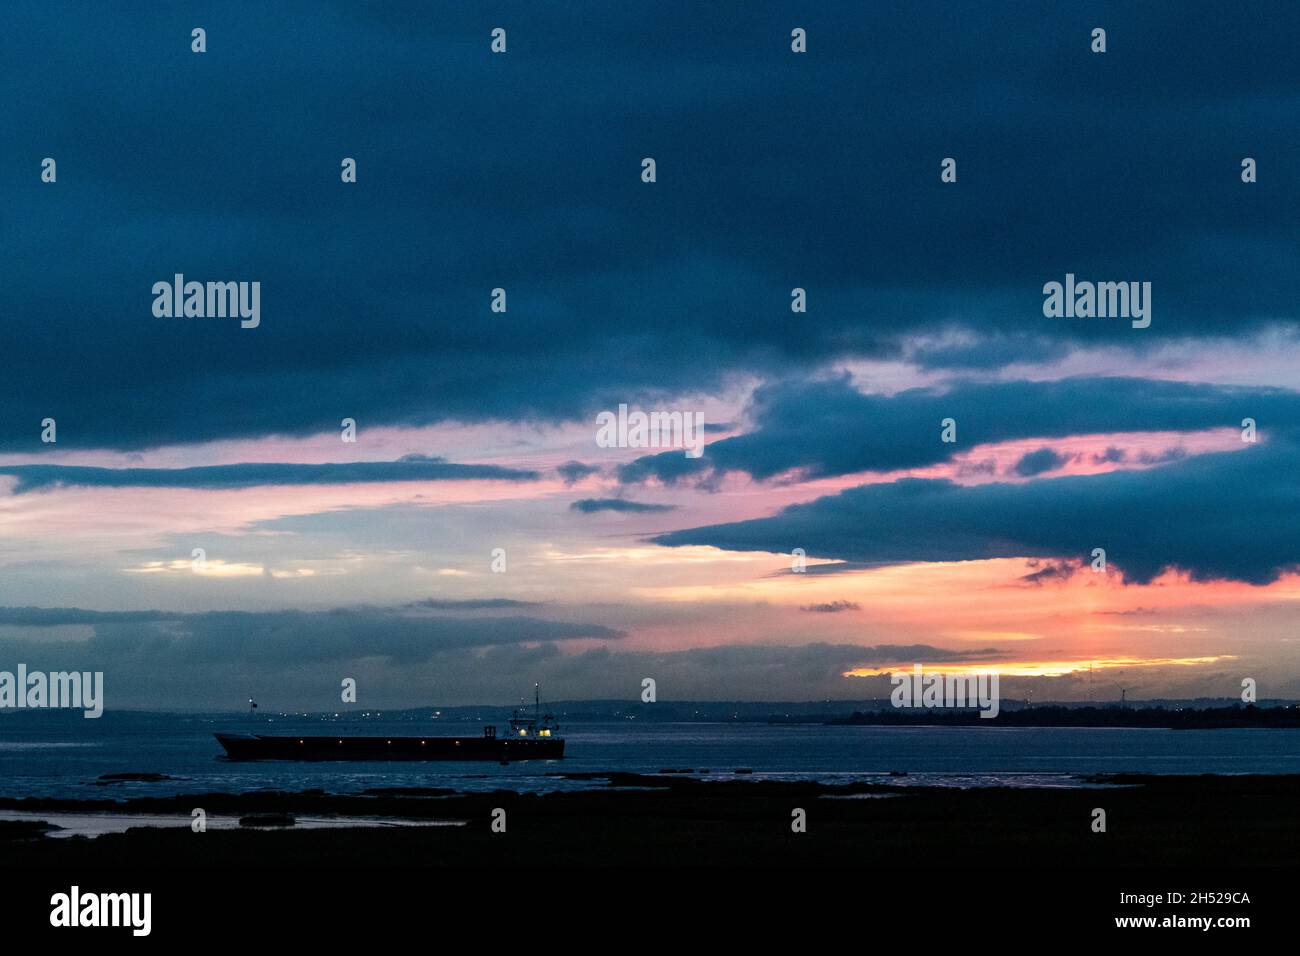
[828,703,1300,729]
[4,699,1298,724]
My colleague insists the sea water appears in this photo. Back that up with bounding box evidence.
[2,710,1298,801]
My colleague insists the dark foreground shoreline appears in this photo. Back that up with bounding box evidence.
[2,772,1297,869]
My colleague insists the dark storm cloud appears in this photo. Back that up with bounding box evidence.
[652,441,1300,585]
[1014,447,1069,476]
[801,600,861,613]
[0,607,173,626]
[556,461,601,485]
[621,376,1297,484]
[1015,562,1076,586]
[1136,446,1189,465]
[0,596,1006,706]
[4,2,1300,451]
[0,603,620,667]
[0,456,539,493]
[570,498,676,514]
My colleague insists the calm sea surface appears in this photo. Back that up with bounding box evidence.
[2,712,1298,800]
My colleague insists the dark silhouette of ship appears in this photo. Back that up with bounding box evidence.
[215,687,564,762]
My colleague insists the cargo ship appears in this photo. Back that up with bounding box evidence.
[215,688,564,762]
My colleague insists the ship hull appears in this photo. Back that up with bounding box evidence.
[215,732,564,762]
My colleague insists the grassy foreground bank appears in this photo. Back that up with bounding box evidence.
[1,773,1295,869]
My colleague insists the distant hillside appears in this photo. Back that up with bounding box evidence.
[830,703,1300,729]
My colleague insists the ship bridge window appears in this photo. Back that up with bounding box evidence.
[518,728,528,736]
[539,729,552,737]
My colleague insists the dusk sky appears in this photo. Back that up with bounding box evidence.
[3,2,1300,709]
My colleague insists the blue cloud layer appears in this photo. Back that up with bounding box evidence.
[0,455,538,493]
[622,377,1297,484]
[570,498,675,514]
[4,3,1300,450]
[653,440,1299,584]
